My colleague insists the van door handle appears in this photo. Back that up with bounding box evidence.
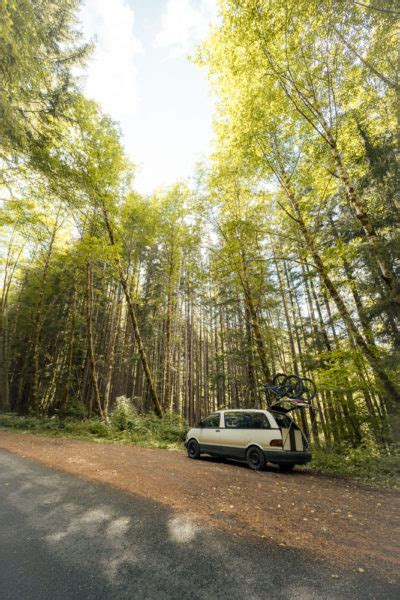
[215,429,220,432]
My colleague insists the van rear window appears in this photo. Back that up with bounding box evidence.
[273,413,299,430]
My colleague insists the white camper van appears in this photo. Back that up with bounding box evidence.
[185,406,311,471]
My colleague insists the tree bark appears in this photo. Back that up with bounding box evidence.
[100,200,163,417]
[85,261,104,419]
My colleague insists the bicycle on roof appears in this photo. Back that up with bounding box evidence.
[263,372,317,406]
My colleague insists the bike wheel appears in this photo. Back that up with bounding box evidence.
[284,374,303,399]
[272,372,287,387]
[300,377,317,402]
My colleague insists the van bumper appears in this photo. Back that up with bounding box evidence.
[263,450,312,465]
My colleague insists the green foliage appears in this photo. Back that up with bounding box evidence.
[310,444,400,488]
[109,396,138,431]
[0,411,187,449]
[0,0,89,158]
[110,398,187,443]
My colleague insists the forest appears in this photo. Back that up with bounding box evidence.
[1,0,399,459]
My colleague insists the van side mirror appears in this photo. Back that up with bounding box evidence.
[197,420,204,428]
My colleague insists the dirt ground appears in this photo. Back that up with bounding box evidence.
[1,431,399,581]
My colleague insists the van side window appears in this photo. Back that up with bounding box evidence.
[224,413,244,428]
[250,413,271,429]
[224,412,270,429]
[202,414,220,428]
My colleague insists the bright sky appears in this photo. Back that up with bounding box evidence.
[78,0,218,195]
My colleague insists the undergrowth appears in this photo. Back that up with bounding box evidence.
[309,444,400,488]
[0,399,186,450]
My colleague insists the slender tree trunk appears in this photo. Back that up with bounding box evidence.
[60,273,77,411]
[0,310,10,411]
[328,215,377,344]
[243,305,258,407]
[274,256,298,374]
[104,286,122,417]
[325,128,399,304]
[85,261,104,419]
[242,280,272,382]
[29,216,60,412]
[100,201,163,417]
[162,251,178,410]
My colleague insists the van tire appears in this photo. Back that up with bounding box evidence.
[279,463,295,472]
[187,439,201,459]
[246,446,265,471]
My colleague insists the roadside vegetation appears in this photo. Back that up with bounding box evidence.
[0,398,186,450]
[310,445,400,488]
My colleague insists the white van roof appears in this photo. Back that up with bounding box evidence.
[216,409,269,413]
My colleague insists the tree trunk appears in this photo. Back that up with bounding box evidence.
[85,261,104,419]
[29,216,59,412]
[326,129,399,304]
[104,286,122,417]
[100,201,163,417]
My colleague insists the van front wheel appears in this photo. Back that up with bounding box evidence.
[246,446,265,471]
[187,439,201,459]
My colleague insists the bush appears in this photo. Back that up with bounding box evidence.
[310,443,400,487]
[108,399,187,444]
[157,412,187,443]
[109,396,138,431]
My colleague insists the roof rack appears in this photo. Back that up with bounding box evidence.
[269,398,315,413]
